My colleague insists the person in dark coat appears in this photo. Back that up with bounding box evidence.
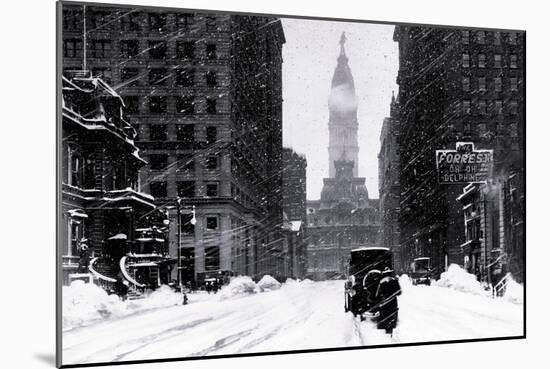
[375,268,402,335]
[205,281,212,294]
[77,239,90,273]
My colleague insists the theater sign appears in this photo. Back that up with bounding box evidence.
[436,142,493,184]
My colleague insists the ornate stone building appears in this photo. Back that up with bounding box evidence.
[306,34,380,280]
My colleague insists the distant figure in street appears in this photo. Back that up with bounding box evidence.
[205,281,212,294]
[183,293,188,305]
[375,268,402,335]
[77,239,90,273]
[212,280,219,294]
[115,274,129,301]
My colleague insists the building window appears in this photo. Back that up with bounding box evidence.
[463,122,472,136]
[63,39,82,58]
[477,53,486,68]
[150,181,167,198]
[493,31,501,45]
[149,96,167,113]
[121,13,140,31]
[121,67,140,86]
[495,100,503,115]
[150,124,167,141]
[206,98,217,114]
[478,77,486,91]
[149,68,168,85]
[206,183,219,197]
[90,40,111,58]
[148,13,167,31]
[177,181,195,198]
[148,41,167,59]
[476,30,485,44]
[510,77,518,91]
[92,67,112,84]
[177,13,194,30]
[90,10,110,29]
[462,77,470,91]
[478,100,487,115]
[120,40,139,58]
[510,54,518,69]
[176,96,195,115]
[176,124,194,143]
[508,32,517,45]
[462,53,470,68]
[477,123,487,137]
[206,216,218,230]
[206,126,217,144]
[509,123,518,137]
[205,16,217,32]
[177,154,194,171]
[462,100,471,115]
[206,43,217,59]
[205,246,220,270]
[461,30,469,44]
[68,219,83,257]
[149,154,168,170]
[206,71,217,86]
[206,156,218,170]
[63,9,82,30]
[494,77,502,92]
[124,96,140,114]
[176,41,195,59]
[509,101,518,115]
[494,54,502,68]
[176,68,195,86]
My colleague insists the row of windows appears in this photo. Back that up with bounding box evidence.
[63,39,218,60]
[462,53,519,69]
[462,76,520,92]
[124,95,218,115]
[461,99,519,115]
[461,30,520,46]
[115,67,219,88]
[457,122,520,137]
[149,152,220,171]
[145,124,218,143]
[64,9,219,33]
[149,180,220,198]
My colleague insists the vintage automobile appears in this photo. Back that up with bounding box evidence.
[411,257,432,285]
[344,247,393,317]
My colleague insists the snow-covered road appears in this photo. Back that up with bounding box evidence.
[62,279,523,365]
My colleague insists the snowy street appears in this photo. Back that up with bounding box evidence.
[62,277,523,365]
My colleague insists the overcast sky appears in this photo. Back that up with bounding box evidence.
[281,18,399,200]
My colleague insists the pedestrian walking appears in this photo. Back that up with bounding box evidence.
[375,268,402,335]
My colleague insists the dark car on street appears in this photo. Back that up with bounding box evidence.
[344,247,393,317]
[411,257,432,285]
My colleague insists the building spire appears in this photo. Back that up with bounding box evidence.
[339,32,347,57]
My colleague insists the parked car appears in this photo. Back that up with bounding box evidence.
[411,257,432,285]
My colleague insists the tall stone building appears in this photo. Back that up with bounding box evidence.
[62,4,286,284]
[282,148,308,279]
[306,34,380,280]
[394,26,525,279]
[378,92,402,272]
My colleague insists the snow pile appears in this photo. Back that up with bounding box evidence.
[503,277,524,305]
[399,274,413,289]
[133,285,182,309]
[256,275,282,292]
[218,276,258,300]
[63,281,183,330]
[435,264,489,296]
[63,280,126,330]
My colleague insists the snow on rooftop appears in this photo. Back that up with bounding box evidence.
[108,233,127,240]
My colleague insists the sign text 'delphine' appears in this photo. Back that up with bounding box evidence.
[435,142,493,184]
